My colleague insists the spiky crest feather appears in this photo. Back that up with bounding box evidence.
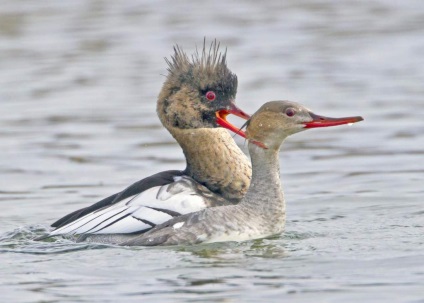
[165,39,229,78]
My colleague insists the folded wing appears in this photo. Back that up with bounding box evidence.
[47,172,219,237]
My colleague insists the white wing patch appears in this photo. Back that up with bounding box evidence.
[49,176,208,236]
[173,222,185,229]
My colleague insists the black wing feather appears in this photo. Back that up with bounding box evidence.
[51,170,184,228]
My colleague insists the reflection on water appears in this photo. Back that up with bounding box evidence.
[1,1,423,302]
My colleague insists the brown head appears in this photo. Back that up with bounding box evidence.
[157,40,249,134]
[245,101,364,150]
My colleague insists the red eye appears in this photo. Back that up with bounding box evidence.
[205,91,216,101]
[285,108,296,117]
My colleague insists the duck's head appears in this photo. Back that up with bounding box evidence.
[157,41,249,135]
[245,101,364,150]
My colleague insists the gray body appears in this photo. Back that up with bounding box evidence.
[80,143,285,246]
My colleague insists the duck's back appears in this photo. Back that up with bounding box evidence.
[46,170,230,239]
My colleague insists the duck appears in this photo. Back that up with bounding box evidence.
[41,41,253,241]
[99,100,363,246]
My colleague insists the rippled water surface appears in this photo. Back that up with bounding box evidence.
[1,1,423,302]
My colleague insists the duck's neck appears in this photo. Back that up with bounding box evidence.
[169,127,252,203]
[241,143,285,227]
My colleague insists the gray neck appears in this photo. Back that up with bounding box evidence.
[240,143,285,221]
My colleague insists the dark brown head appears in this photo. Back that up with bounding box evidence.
[157,40,249,133]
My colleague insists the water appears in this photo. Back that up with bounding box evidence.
[1,1,423,302]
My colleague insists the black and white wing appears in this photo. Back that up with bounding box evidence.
[47,170,227,237]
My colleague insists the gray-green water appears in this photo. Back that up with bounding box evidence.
[1,1,423,302]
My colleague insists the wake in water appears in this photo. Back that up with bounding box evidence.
[0,225,113,254]
[0,223,317,259]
